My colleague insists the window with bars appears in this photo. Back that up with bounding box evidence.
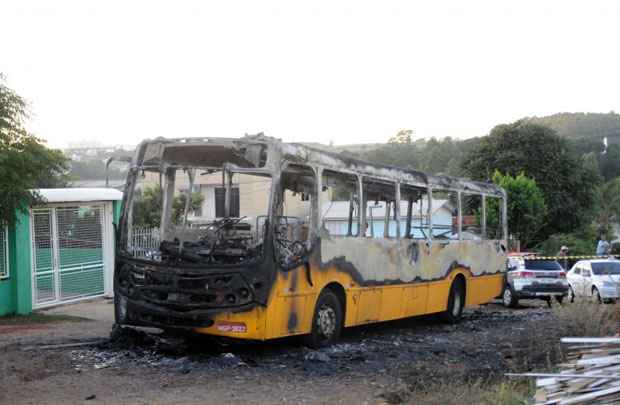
[0,226,8,279]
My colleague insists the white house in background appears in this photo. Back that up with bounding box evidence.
[321,199,456,238]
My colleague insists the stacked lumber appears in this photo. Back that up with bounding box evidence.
[509,337,620,404]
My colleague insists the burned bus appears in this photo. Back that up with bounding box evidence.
[115,134,508,347]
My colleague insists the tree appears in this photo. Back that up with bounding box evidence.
[594,178,620,238]
[388,129,413,144]
[490,171,547,248]
[132,185,204,228]
[573,138,620,182]
[464,120,599,240]
[0,75,70,226]
[132,187,163,228]
[361,134,477,176]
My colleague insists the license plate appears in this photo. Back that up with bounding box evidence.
[537,278,557,284]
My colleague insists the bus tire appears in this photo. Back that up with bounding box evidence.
[440,278,465,324]
[304,289,343,349]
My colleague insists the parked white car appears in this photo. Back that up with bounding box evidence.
[566,259,620,303]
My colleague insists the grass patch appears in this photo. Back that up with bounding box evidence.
[553,300,620,337]
[0,312,90,325]
[381,379,534,405]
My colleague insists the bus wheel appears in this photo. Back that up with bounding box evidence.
[304,289,343,349]
[440,278,465,324]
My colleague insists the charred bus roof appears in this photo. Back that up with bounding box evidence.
[130,134,505,198]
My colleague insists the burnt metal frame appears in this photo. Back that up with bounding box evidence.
[118,135,508,252]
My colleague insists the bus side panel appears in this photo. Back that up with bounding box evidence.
[425,280,451,314]
[196,238,506,340]
[264,263,359,339]
[377,286,402,322]
[466,273,503,306]
[320,238,506,291]
[402,284,428,317]
[357,288,383,323]
[265,265,315,339]
[272,295,310,336]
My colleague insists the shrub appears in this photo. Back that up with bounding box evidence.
[553,301,620,337]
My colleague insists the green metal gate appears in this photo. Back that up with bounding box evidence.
[32,205,106,307]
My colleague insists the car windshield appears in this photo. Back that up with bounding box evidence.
[591,262,620,275]
[524,259,563,271]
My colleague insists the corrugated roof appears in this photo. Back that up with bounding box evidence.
[35,188,123,203]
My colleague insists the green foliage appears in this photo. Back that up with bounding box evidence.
[489,172,547,248]
[573,138,620,181]
[352,119,617,254]
[0,75,70,227]
[594,178,620,238]
[464,120,600,241]
[360,134,477,177]
[132,185,204,228]
[171,192,204,225]
[132,186,163,228]
[388,129,413,144]
[536,225,599,256]
[526,112,620,142]
[599,145,620,181]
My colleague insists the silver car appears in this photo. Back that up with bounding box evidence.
[566,259,620,303]
[503,254,569,307]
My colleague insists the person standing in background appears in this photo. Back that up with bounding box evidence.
[596,236,611,256]
[557,246,569,270]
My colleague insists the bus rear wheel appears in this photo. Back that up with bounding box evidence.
[304,289,343,349]
[440,278,465,323]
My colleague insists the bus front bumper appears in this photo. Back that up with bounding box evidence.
[117,294,217,329]
[114,260,260,329]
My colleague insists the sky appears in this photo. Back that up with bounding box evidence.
[1,0,620,148]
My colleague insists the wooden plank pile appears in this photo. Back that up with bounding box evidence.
[508,337,620,404]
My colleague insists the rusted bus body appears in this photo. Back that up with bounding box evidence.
[115,134,508,344]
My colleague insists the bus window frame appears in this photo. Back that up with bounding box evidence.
[318,167,361,238]
[278,161,319,243]
[481,193,506,241]
[429,187,461,241]
[399,182,433,240]
[360,176,399,239]
[459,191,484,241]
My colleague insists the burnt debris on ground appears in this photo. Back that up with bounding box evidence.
[66,303,569,387]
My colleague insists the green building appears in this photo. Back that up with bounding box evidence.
[0,188,122,315]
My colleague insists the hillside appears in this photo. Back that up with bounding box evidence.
[525,112,620,143]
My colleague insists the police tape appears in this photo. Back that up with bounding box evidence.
[516,255,619,260]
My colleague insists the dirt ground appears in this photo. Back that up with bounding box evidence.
[0,298,572,405]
